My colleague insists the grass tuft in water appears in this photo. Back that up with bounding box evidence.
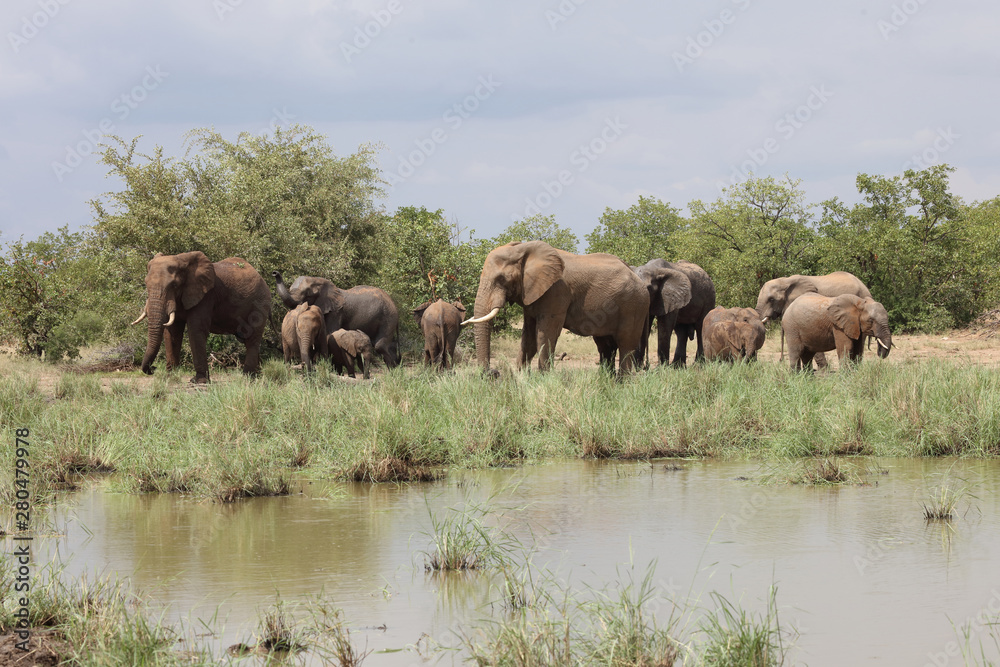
[921,468,980,521]
[698,585,788,667]
[422,494,525,573]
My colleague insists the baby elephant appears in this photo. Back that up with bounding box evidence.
[281,303,328,372]
[328,329,373,379]
[702,306,766,362]
[412,299,466,370]
[782,294,891,370]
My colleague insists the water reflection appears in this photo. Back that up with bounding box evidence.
[19,458,1000,666]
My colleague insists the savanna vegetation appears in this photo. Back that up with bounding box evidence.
[2,126,998,363]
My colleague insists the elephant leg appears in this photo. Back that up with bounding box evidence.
[693,323,706,363]
[535,314,563,371]
[656,315,674,366]
[813,351,829,370]
[594,336,617,372]
[346,356,356,378]
[519,317,538,370]
[423,346,432,366]
[374,338,395,368]
[164,322,185,371]
[672,325,690,368]
[187,322,210,383]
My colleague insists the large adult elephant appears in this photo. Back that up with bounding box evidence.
[756,271,872,368]
[782,294,891,371]
[464,241,653,374]
[272,272,400,368]
[133,252,271,384]
[633,259,716,367]
[702,306,766,361]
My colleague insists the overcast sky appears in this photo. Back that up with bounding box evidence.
[2,0,999,246]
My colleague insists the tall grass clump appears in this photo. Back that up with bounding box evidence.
[698,586,788,667]
[922,471,979,521]
[421,494,524,572]
[0,560,215,665]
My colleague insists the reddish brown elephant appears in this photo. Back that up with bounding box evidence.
[133,252,271,384]
[327,329,373,379]
[782,294,891,371]
[413,299,466,370]
[281,303,328,372]
[703,307,766,361]
[465,241,653,374]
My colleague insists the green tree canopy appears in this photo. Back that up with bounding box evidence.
[585,196,684,265]
[676,175,818,308]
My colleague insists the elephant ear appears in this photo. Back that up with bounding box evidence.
[828,294,862,339]
[520,241,565,306]
[412,301,432,325]
[650,267,692,316]
[452,300,466,313]
[315,283,345,316]
[181,251,216,310]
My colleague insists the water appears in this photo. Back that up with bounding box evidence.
[22,458,1000,665]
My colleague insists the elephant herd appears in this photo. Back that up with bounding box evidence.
[131,245,892,383]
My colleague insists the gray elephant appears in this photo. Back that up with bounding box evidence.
[132,252,271,384]
[633,259,716,367]
[281,303,328,372]
[782,294,891,371]
[756,271,873,367]
[464,241,653,374]
[702,306,766,361]
[413,299,466,370]
[327,329,373,379]
[272,272,400,368]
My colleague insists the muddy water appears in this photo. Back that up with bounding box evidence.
[31,459,1000,665]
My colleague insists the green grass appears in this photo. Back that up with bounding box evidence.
[3,356,1000,504]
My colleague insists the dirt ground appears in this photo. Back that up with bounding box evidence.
[0,630,67,667]
[4,326,1000,398]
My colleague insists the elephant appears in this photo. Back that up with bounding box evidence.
[633,260,716,367]
[272,271,400,369]
[463,241,651,374]
[756,271,873,367]
[781,294,891,371]
[702,306,766,361]
[281,303,328,372]
[413,299,466,370]
[327,329,373,379]
[132,252,271,384]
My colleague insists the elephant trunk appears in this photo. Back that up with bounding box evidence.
[273,271,301,310]
[141,297,167,375]
[473,284,504,371]
[874,324,892,359]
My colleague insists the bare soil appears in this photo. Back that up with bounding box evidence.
[0,630,69,667]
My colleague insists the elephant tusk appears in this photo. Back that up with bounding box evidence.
[877,338,890,350]
[760,317,769,325]
[164,311,176,327]
[130,311,147,325]
[462,307,501,326]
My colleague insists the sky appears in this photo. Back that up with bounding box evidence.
[2,0,999,246]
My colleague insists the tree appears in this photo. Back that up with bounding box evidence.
[585,196,684,264]
[0,228,103,360]
[817,165,973,330]
[490,214,579,253]
[675,175,818,308]
[89,126,386,342]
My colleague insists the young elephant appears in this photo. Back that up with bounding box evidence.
[281,303,328,372]
[413,299,466,370]
[702,307,766,361]
[328,329,373,379]
[782,294,891,371]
